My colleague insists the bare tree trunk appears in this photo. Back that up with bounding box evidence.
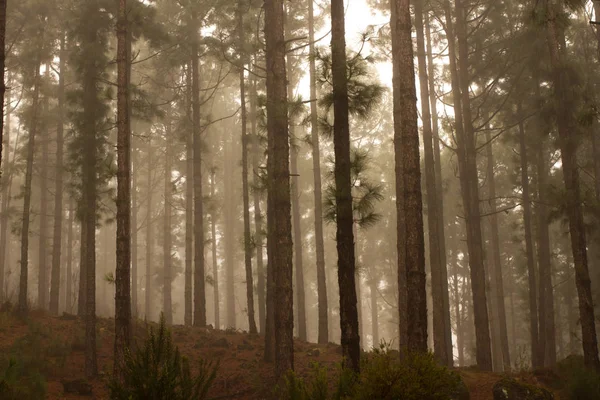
[308,0,328,345]
[224,139,236,329]
[163,110,173,325]
[0,75,10,302]
[38,68,50,310]
[447,0,492,370]
[145,140,153,321]
[332,0,360,371]
[50,35,66,315]
[0,0,6,183]
[66,197,74,313]
[184,62,193,326]
[192,40,206,328]
[239,8,257,334]
[114,0,132,379]
[18,58,42,317]
[210,169,220,328]
[250,69,265,334]
[415,0,450,365]
[545,0,600,370]
[370,276,379,347]
[291,144,306,340]
[78,216,87,317]
[485,129,511,370]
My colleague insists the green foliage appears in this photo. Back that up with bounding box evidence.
[282,348,465,400]
[556,355,600,400]
[108,315,218,400]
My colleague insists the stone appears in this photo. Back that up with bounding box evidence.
[492,377,553,400]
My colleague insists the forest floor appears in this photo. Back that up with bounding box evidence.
[0,310,561,399]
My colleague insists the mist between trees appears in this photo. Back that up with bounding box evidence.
[0,0,600,381]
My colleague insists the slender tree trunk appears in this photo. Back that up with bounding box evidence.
[38,69,50,310]
[545,0,600,370]
[145,140,153,321]
[184,62,193,326]
[308,0,328,345]
[425,11,451,361]
[114,0,132,379]
[78,216,87,317]
[66,197,74,313]
[0,76,10,301]
[485,130,511,370]
[451,244,464,366]
[0,0,6,182]
[265,0,293,374]
[224,139,236,328]
[128,28,137,321]
[210,169,220,328]
[192,40,206,328]
[332,0,360,371]
[447,0,492,370]
[392,0,427,355]
[370,276,379,347]
[291,144,307,340]
[415,0,450,365]
[50,35,66,315]
[163,111,173,325]
[250,69,265,334]
[239,9,257,334]
[18,58,42,316]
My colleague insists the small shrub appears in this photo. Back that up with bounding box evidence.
[0,358,46,400]
[556,355,600,400]
[108,314,218,400]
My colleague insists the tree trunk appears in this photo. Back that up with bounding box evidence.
[66,197,74,313]
[210,169,220,328]
[50,35,66,315]
[392,0,427,354]
[192,40,206,328]
[224,139,236,328]
[145,140,153,321]
[332,0,360,372]
[448,0,492,370]
[0,0,6,183]
[485,129,511,370]
[239,8,257,334]
[265,0,293,374]
[544,0,600,370]
[308,0,328,344]
[163,110,173,325]
[184,62,193,326]
[78,215,87,317]
[18,58,42,317]
[250,68,265,334]
[38,68,50,310]
[370,276,379,347]
[0,74,10,301]
[114,0,132,379]
[415,0,450,366]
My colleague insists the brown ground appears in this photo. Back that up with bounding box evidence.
[0,311,559,399]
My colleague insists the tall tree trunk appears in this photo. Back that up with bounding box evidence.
[192,40,206,328]
[224,139,236,328]
[447,0,492,370]
[239,8,257,334]
[370,276,379,347]
[18,58,42,316]
[392,0,427,354]
[145,140,153,320]
[544,0,600,370]
[485,129,511,370]
[332,0,360,372]
[415,0,450,366]
[114,0,132,379]
[210,169,220,328]
[38,69,50,310]
[291,144,307,340]
[184,62,193,326]
[66,197,74,313]
[425,10,452,362]
[250,68,265,334]
[535,134,556,367]
[451,242,465,366]
[517,106,540,369]
[131,141,138,319]
[265,0,293,374]
[308,0,328,344]
[78,215,87,317]
[0,0,6,182]
[0,75,10,301]
[50,35,66,315]
[163,111,173,325]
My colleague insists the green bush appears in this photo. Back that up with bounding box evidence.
[556,355,600,400]
[108,314,218,400]
[0,358,46,400]
[282,346,467,400]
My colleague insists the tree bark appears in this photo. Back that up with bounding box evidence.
[184,62,193,326]
[370,275,379,347]
[239,7,257,334]
[50,34,66,315]
[210,169,220,328]
[114,0,132,380]
[66,197,74,313]
[224,139,236,329]
[145,139,153,321]
[0,0,6,183]
[265,0,294,375]
[163,110,173,325]
[308,0,328,345]
[38,68,50,310]
[544,0,599,370]
[18,59,42,317]
[415,0,450,365]
[0,74,10,301]
[78,214,87,317]
[332,0,360,372]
